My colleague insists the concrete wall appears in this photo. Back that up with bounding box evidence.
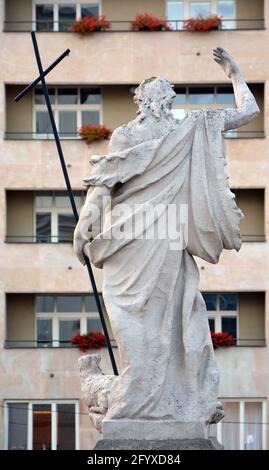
[103,0,165,30]
[4,0,32,30]
[6,86,32,135]
[239,292,265,345]
[102,85,137,129]
[234,189,265,240]
[6,191,34,241]
[6,294,35,343]
[236,0,264,29]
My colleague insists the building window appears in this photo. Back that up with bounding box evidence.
[34,86,101,138]
[213,399,266,450]
[202,293,238,342]
[34,2,100,32]
[36,294,103,347]
[5,401,78,450]
[167,0,236,29]
[34,190,85,243]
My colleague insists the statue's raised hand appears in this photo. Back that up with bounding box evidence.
[213,47,240,78]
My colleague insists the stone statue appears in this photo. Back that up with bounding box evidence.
[74,48,259,443]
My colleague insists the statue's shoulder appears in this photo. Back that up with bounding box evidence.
[108,120,137,152]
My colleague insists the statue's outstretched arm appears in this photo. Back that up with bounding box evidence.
[73,185,110,265]
[213,47,260,131]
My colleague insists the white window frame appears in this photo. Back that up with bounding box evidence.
[166,0,236,29]
[4,400,80,450]
[35,294,102,347]
[33,86,103,139]
[34,190,85,242]
[203,292,239,341]
[32,1,102,32]
[216,398,267,450]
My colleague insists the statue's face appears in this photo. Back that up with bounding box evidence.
[134,77,176,108]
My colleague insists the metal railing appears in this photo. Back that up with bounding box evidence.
[6,235,73,243]
[5,132,80,140]
[3,18,265,32]
[5,233,266,244]
[5,339,117,348]
[4,338,265,348]
[4,130,265,140]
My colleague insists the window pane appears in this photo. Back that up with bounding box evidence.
[8,403,28,450]
[219,293,238,310]
[36,4,54,32]
[59,4,76,32]
[189,87,214,104]
[33,404,51,450]
[80,87,101,104]
[36,111,53,135]
[82,111,100,125]
[57,296,82,312]
[55,191,81,208]
[167,2,184,29]
[174,87,186,104]
[208,318,215,332]
[202,293,217,311]
[58,88,78,105]
[221,316,237,339]
[57,404,76,450]
[35,191,53,208]
[87,317,103,332]
[59,319,80,346]
[36,213,51,242]
[35,88,55,105]
[85,294,102,312]
[244,402,263,450]
[190,2,211,17]
[36,296,54,313]
[58,214,76,242]
[217,87,235,104]
[37,319,53,346]
[222,402,240,450]
[217,1,236,29]
[59,111,77,137]
[81,4,99,18]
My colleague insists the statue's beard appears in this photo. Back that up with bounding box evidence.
[136,101,174,123]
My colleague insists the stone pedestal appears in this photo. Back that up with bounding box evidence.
[95,438,223,450]
[94,419,223,450]
[102,419,208,441]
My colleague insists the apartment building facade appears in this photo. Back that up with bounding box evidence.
[0,0,269,450]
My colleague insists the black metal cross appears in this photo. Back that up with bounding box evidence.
[15,31,118,375]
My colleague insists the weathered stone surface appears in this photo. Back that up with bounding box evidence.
[75,48,260,439]
[94,438,223,450]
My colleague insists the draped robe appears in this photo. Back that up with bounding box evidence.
[84,109,243,424]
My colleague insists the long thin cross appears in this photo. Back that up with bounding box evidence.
[15,31,118,375]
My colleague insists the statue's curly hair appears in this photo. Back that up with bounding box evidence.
[133,76,176,122]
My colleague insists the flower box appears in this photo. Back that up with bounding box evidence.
[183,15,222,31]
[78,124,112,145]
[70,331,106,352]
[211,331,235,349]
[71,15,111,35]
[130,13,172,32]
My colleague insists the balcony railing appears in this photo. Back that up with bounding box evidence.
[6,235,73,243]
[4,338,265,348]
[5,339,117,348]
[4,130,265,140]
[3,18,265,33]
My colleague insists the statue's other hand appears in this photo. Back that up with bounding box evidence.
[213,47,240,78]
[73,223,88,266]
